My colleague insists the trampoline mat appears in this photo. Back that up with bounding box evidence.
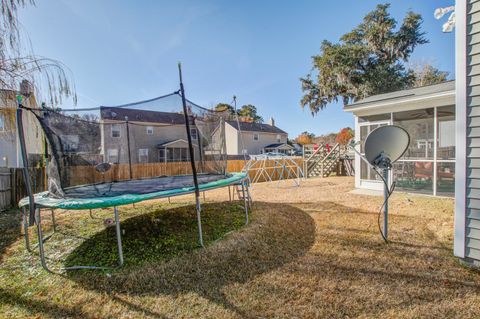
[64,174,229,198]
[19,172,247,210]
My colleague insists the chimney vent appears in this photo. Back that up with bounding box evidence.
[268,117,275,126]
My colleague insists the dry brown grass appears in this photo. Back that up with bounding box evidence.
[1,177,480,318]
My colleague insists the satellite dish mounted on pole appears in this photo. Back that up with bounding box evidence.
[363,125,410,242]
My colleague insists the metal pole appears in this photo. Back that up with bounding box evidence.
[114,207,124,267]
[242,182,249,225]
[35,208,52,272]
[196,197,204,247]
[22,207,31,251]
[178,62,203,246]
[16,106,35,226]
[383,168,389,240]
[51,209,57,232]
[125,117,133,180]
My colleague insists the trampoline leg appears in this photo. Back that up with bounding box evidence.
[35,207,53,273]
[30,208,56,249]
[89,209,94,219]
[195,197,204,247]
[246,184,253,208]
[242,183,249,225]
[51,209,57,233]
[114,207,124,267]
[63,207,124,271]
[228,186,232,202]
[22,207,31,252]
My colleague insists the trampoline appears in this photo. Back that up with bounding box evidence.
[19,173,247,210]
[12,65,252,272]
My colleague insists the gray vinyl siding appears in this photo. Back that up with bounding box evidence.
[466,0,480,259]
[101,121,194,163]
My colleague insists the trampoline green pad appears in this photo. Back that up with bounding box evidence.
[19,172,247,210]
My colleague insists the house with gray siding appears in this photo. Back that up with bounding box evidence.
[100,107,200,164]
[224,118,292,156]
[454,0,480,267]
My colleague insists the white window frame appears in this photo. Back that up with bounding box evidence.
[253,133,259,141]
[276,134,281,143]
[111,124,121,138]
[146,126,153,135]
[138,148,149,163]
[107,149,119,163]
[159,149,166,162]
[0,113,5,131]
[190,128,197,140]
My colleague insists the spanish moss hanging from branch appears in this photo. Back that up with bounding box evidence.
[0,0,76,106]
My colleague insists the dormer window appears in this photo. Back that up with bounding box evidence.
[253,133,259,141]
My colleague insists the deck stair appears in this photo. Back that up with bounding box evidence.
[303,143,347,178]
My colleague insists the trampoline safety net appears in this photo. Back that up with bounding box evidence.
[6,92,231,199]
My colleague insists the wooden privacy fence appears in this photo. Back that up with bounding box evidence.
[0,168,11,211]
[66,159,304,186]
[0,159,308,209]
[0,167,46,211]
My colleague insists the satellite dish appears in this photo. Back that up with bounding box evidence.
[365,125,409,169]
[364,125,410,242]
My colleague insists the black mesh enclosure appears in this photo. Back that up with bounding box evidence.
[20,92,229,199]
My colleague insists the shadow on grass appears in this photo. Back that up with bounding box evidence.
[0,208,22,263]
[0,287,100,319]
[66,201,316,318]
[64,201,248,268]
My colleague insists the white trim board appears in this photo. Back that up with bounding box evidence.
[346,93,455,117]
[454,0,467,259]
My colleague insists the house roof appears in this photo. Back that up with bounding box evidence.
[226,121,287,134]
[157,139,198,148]
[344,80,455,111]
[100,106,189,125]
[264,143,294,149]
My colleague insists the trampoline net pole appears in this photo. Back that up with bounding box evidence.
[178,63,200,198]
[22,207,31,251]
[16,106,36,226]
[178,63,204,247]
[195,196,204,247]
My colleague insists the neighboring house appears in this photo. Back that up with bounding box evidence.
[0,88,43,168]
[292,143,303,155]
[224,118,292,155]
[100,106,199,164]
[454,1,480,267]
[344,81,455,197]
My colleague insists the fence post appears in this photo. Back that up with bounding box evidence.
[10,168,16,208]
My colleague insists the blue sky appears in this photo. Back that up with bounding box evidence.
[19,0,455,137]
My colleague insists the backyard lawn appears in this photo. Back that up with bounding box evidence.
[1,177,480,318]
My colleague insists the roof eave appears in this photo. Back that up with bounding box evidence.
[344,90,455,113]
